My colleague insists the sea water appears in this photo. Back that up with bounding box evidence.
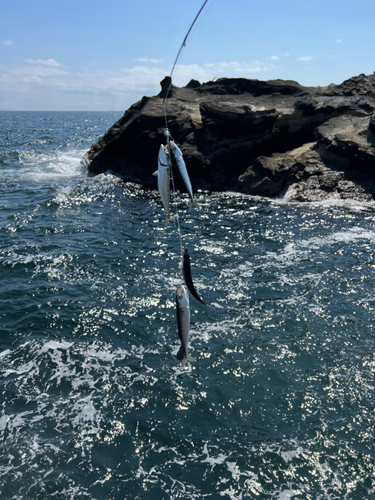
[1,111,375,499]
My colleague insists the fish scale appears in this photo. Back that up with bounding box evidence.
[175,285,196,365]
[169,140,194,203]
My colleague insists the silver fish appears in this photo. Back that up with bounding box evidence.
[169,141,194,203]
[175,285,196,365]
[153,144,171,220]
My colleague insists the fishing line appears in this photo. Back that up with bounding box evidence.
[185,0,216,49]
[163,0,210,111]
[170,167,184,259]
[164,130,184,259]
[162,0,211,263]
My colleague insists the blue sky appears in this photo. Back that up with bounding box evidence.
[1,0,375,110]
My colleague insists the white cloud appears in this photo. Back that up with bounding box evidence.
[168,60,278,88]
[0,63,69,94]
[28,75,43,84]
[336,39,342,43]
[0,59,278,100]
[270,56,278,60]
[0,58,281,110]
[298,56,313,61]
[136,57,163,63]
[2,39,13,46]
[25,58,62,67]
[12,65,68,78]
[205,60,274,72]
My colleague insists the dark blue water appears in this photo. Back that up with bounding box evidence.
[1,111,375,499]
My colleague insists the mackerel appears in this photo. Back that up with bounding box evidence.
[153,144,171,220]
[182,248,207,305]
[169,141,194,203]
[176,285,196,365]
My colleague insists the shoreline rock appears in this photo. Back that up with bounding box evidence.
[86,73,375,202]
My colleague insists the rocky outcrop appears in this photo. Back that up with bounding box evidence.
[86,73,375,201]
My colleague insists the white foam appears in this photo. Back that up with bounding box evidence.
[219,486,242,499]
[0,414,10,432]
[274,196,375,211]
[71,396,98,427]
[39,340,73,353]
[19,149,86,182]
[276,489,301,499]
[301,227,375,248]
[2,249,74,281]
[265,226,375,270]
[280,447,303,463]
[85,343,127,363]
[0,349,11,359]
[52,185,77,204]
[3,361,35,377]
[226,461,241,481]
[201,443,228,467]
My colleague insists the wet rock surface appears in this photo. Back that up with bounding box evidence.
[86,73,375,201]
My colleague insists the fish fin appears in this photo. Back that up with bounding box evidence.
[176,345,186,361]
[165,214,176,224]
[152,170,158,176]
[181,355,196,366]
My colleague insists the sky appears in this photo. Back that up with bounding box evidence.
[1,0,375,111]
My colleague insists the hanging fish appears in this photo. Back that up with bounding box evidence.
[153,144,172,221]
[182,248,207,305]
[169,141,195,204]
[176,285,196,365]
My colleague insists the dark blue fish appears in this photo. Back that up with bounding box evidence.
[182,248,207,306]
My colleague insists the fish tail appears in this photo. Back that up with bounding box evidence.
[165,214,177,224]
[181,355,196,366]
[176,345,186,361]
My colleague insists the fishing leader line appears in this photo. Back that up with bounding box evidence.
[155,1,215,365]
[155,0,214,311]
[163,0,211,113]
[162,0,211,258]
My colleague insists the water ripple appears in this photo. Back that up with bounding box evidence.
[1,112,375,499]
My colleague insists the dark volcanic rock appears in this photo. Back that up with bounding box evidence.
[86,73,375,201]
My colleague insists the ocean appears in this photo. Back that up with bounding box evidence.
[0,111,375,499]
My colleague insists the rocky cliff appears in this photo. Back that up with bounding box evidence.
[86,73,375,201]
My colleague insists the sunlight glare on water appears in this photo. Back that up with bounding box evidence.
[0,112,375,499]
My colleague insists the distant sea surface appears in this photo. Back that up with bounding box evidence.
[1,111,375,499]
